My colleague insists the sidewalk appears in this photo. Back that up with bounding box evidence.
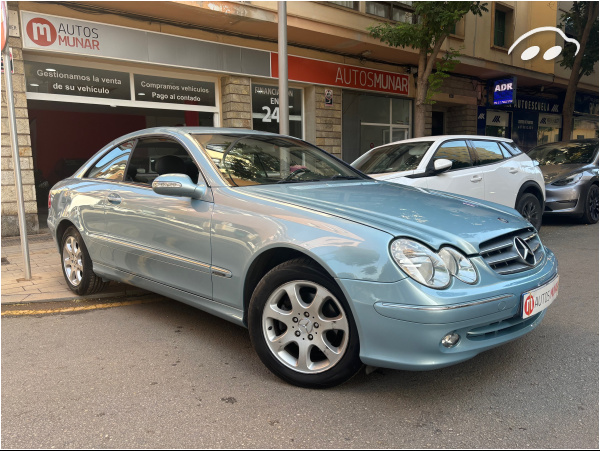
[1,230,148,305]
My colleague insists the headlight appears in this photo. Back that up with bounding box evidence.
[390,239,450,289]
[390,239,478,288]
[438,247,478,284]
[552,172,583,186]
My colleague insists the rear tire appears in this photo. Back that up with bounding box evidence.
[580,184,599,224]
[248,258,362,388]
[60,226,109,296]
[516,193,543,231]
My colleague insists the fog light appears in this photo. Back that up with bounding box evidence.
[442,333,460,348]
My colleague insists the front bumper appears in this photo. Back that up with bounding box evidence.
[338,248,558,371]
[543,182,585,216]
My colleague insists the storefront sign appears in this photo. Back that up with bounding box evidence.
[486,110,510,127]
[251,84,302,138]
[25,61,130,99]
[271,54,410,96]
[538,114,562,128]
[21,11,271,77]
[492,77,516,105]
[134,74,215,106]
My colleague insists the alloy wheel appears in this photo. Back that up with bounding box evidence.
[262,280,350,374]
[589,185,599,223]
[62,235,83,286]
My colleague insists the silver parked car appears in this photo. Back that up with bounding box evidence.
[527,139,599,224]
[48,127,559,388]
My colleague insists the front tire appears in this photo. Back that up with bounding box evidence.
[60,226,109,296]
[248,258,362,388]
[580,184,599,224]
[516,193,543,231]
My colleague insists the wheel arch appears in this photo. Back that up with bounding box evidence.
[242,246,338,327]
[515,181,545,210]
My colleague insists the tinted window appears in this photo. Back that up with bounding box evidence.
[528,141,599,165]
[86,141,135,180]
[353,141,433,174]
[432,140,472,169]
[127,138,200,185]
[471,140,505,165]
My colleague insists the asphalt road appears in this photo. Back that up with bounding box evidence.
[2,218,598,449]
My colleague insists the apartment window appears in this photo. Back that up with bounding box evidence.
[492,3,514,49]
[366,1,414,23]
[328,1,358,10]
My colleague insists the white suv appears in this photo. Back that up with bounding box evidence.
[352,136,546,230]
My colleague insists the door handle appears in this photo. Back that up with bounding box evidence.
[470,176,483,182]
[508,167,519,174]
[107,193,122,205]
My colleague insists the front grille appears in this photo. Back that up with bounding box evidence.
[479,228,544,275]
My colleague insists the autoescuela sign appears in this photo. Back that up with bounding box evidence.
[271,54,410,96]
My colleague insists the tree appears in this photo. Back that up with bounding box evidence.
[558,1,599,140]
[368,2,488,137]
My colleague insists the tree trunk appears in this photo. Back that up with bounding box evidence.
[562,2,598,140]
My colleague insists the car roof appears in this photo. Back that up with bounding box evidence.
[374,135,514,147]
[133,126,285,137]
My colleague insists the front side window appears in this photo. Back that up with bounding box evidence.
[86,141,135,180]
[471,140,505,165]
[353,141,432,174]
[194,134,365,186]
[126,138,200,186]
[432,140,472,170]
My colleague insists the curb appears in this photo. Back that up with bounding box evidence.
[1,288,150,305]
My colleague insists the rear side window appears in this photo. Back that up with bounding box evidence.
[502,142,523,155]
[471,140,506,165]
[432,140,472,169]
[86,141,135,180]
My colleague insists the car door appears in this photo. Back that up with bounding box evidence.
[469,139,521,207]
[101,137,214,301]
[423,139,485,200]
[77,140,136,263]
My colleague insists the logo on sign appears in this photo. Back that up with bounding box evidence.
[492,115,501,123]
[477,113,485,120]
[524,293,535,316]
[540,117,547,125]
[509,27,580,61]
[26,17,56,46]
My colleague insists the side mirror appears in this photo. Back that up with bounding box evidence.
[152,174,207,200]
[433,159,453,174]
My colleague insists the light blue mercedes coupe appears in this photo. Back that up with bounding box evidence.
[48,127,559,388]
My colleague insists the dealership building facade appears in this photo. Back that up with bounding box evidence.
[1,1,598,236]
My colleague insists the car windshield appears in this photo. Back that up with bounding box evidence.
[192,134,366,186]
[353,141,433,174]
[528,142,598,165]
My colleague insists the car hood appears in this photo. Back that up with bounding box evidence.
[539,164,588,183]
[244,180,530,255]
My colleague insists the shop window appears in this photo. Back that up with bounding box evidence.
[432,140,472,170]
[366,1,414,23]
[492,3,514,49]
[86,141,134,181]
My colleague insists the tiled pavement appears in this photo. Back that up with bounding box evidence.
[1,230,147,305]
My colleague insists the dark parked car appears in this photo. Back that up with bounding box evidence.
[527,139,599,224]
